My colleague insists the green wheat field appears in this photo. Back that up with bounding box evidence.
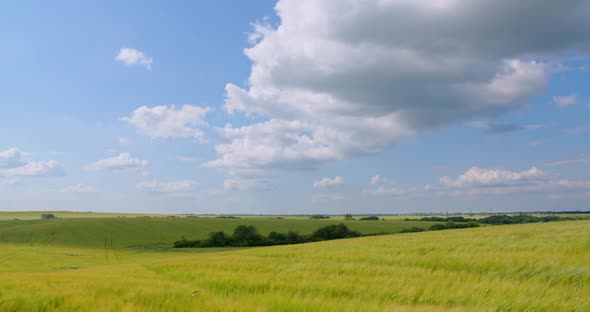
[0,212,588,311]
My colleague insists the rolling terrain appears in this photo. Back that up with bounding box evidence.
[0,215,588,311]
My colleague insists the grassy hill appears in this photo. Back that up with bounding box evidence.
[0,211,180,221]
[0,217,588,311]
[0,216,441,272]
[0,217,441,249]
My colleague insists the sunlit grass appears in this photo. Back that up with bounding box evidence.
[0,220,588,311]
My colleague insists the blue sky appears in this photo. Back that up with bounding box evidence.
[1,0,589,214]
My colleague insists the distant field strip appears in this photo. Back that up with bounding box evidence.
[0,217,441,249]
[0,219,65,264]
[0,219,588,311]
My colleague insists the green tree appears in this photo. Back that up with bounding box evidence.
[209,231,231,247]
[41,213,56,219]
[232,225,263,246]
[311,224,361,241]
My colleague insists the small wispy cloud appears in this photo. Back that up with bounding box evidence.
[313,176,346,188]
[223,178,271,192]
[553,94,577,108]
[0,179,18,185]
[86,153,148,173]
[545,155,590,167]
[370,175,390,185]
[118,137,129,146]
[60,184,97,193]
[0,148,64,178]
[176,156,201,163]
[467,121,543,134]
[564,125,590,136]
[551,63,587,73]
[137,180,196,194]
[122,105,210,142]
[115,47,153,70]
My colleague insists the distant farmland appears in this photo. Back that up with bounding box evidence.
[0,215,588,311]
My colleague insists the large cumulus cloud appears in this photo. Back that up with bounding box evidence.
[206,0,590,176]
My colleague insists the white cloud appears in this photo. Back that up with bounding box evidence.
[364,165,590,198]
[122,105,210,142]
[0,148,64,177]
[440,166,545,188]
[137,180,196,193]
[209,0,590,177]
[223,178,270,191]
[370,175,390,185]
[115,47,153,69]
[0,148,27,169]
[205,119,346,173]
[525,124,545,130]
[437,166,590,197]
[564,125,590,136]
[60,184,97,193]
[176,156,200,163]
[545,192,590,200]
[365,186,419,197]
[0,160,64,177]
[467,121,544,134]
[365,175,425,197]
[87,153,148,173]
[118,137,129,146]
[0,179,18,185]
[545,155,590,167]
[313,176,346,188]
[553,94,577,108]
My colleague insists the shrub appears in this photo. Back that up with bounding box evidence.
[478,215,514,224]
[309,214,330,219]
[446,222,473,229]
[467,221,480,228]
[400,227,425,233]
[359,216,380,221]
[216,215,240,219]
[311,224,361,241]
[268,231,287,243]
[429,224,448,231]
[479,215,542,225]
[286,231,306,244]
[41,213,56,219]
[267,231,306,245]
[174,239,199,248]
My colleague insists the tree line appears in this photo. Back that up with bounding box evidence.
[174,224,361,248]
[174,214,582,249]
[405,214,577,224]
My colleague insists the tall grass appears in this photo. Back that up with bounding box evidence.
[0,220,588,311]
